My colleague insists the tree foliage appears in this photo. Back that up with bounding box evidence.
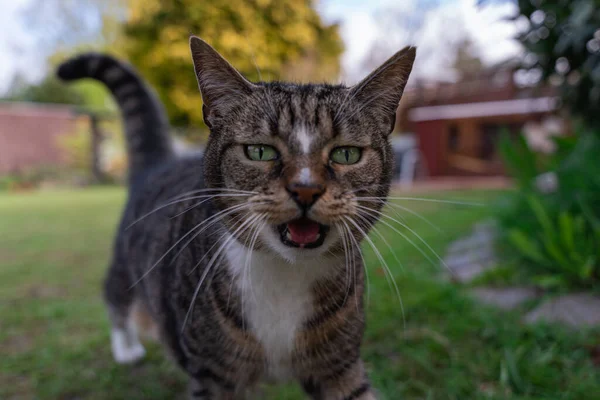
[517,0,600,126]
[4,73,117,114]
[452,38,484,79]
[123,0,343,129]
[5,75,83,105]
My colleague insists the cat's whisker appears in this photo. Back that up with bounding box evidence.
[129,203,261,289]
[227,214,266,332]
[171,203,267,270]
[250,52,263,81]
[237,218,264,329]
[227,213,261,312]
[125,196,209,230]
[335,224,352,310]
[386,202,442,233]
[169,194,254,219]
[342,220,368,311]
[182,213,264,332]
[169,187,259,201]
[346,182,390,195]
[187,213,248,276]
[243,214,265,303]
[360,198,442,233]
[356,196,485,207]
[186,212,264,276]
[354,213,405,273]
[356,205,450,272]
[344,216,406,328]
[126,193,254,229]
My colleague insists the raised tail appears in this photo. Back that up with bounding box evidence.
[57,53,174,183]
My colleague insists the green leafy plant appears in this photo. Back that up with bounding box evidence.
[496,130,600,290]
[514,0,600,127]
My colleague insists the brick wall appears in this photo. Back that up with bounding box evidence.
[0,102,79,174]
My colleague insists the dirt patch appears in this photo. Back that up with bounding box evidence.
[0,247,18,264]
[0,373,34,399]
[2,334,35,356]
[25,283,68,299]
[588,344,600,367]
[44,249,91,266]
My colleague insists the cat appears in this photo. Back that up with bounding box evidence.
[57,37,415,400]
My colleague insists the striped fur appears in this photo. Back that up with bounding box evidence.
[58,38,415,399]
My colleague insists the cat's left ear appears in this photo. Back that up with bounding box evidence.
[189,36,256,128]
[350,46,416,134]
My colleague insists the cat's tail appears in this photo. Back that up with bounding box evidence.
[57,53,174,183]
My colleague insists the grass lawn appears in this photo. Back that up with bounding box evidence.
[1,187,599,399]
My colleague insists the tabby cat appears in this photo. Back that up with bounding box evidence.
[57,37,415,399]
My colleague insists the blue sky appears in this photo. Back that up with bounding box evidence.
[0,0,521,93]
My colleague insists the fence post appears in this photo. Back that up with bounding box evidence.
[89,114,106,183]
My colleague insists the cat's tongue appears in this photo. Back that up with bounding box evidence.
[287,219,320,245]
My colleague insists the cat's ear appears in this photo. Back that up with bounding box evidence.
[189,36,255,128]
[350,46,416,134]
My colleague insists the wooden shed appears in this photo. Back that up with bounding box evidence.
[400,64,561,177]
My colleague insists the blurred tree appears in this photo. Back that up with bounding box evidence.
[516,0,600,126]
[123,0,343,131]
[5,75,83,105]
[4,73,117,114]
[452,38,484,79]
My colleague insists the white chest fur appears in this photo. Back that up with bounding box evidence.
[225,238,333,380]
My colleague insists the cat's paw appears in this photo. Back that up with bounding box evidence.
[113,342,146,364]
[110,328,146,364]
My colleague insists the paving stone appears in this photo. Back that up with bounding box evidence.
[523,293,600,328]
[469,287,540,310]
[447,235,495,254]
[443,220,499,283]
[448,262,492,283]
[444,249,496,283]
[445,247,495,269]
[474,219,498,234]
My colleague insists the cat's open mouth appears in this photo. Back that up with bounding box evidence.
[277,218,329,249]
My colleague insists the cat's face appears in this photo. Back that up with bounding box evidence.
[191,37,415,262]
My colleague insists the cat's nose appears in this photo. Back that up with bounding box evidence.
[286,183,325,210]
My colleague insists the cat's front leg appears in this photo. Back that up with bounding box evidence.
[302,360,375,400]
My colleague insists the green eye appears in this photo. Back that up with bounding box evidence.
[330,146,361,165]
[245,145,278,161]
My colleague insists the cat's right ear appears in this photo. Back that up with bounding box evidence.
[349,46,416,135]
[189,36,255,128]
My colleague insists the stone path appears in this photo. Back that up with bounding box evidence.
[444,220,498,283]
[523,293,600,328]
[469,287,540,311]
[444,221,600,329]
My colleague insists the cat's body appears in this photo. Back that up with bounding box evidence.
[58,38,415,399]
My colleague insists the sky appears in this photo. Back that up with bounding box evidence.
[319,0,523,83]
[0,0,523,93]
[0,0,37,92]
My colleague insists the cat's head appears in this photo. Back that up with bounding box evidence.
[190,37,415,263]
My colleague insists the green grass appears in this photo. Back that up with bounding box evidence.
[1,187,598,399]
